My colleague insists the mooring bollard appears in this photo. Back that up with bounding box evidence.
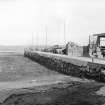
[92,57,94,63]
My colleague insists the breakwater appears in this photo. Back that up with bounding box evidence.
[24,51,105,82]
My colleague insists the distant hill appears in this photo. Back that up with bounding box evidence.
[0,45,52,52]
[0,46,26,52]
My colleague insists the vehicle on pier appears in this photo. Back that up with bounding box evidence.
[89,33,105,58]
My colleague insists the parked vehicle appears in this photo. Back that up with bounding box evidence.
[89,33,105,58]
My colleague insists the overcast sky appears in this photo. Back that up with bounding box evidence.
[0,0,105,45]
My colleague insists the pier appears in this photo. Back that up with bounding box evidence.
[24,51,105,82]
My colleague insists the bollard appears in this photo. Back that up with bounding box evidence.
[92,57,94,63]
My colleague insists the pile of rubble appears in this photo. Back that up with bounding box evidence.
[66,42,83,56]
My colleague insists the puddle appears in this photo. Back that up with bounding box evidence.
[96,86,105,96]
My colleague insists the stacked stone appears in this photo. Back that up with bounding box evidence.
[24,51,105,82]
[24,51,84,77]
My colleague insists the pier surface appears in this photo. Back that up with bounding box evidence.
[35,51,105,66]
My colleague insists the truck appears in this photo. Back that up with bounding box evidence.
[89,33,105,58]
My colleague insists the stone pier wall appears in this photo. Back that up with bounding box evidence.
[24,51,105,82]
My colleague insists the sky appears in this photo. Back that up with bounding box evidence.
[0,0,105,46]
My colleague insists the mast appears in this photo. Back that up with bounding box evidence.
[45,26,47,48]
[32,32,34,46]
[64,20,66,45]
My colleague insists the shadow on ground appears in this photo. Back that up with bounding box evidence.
[1,82,105,105]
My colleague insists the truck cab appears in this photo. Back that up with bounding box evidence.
[89,33,105,58]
